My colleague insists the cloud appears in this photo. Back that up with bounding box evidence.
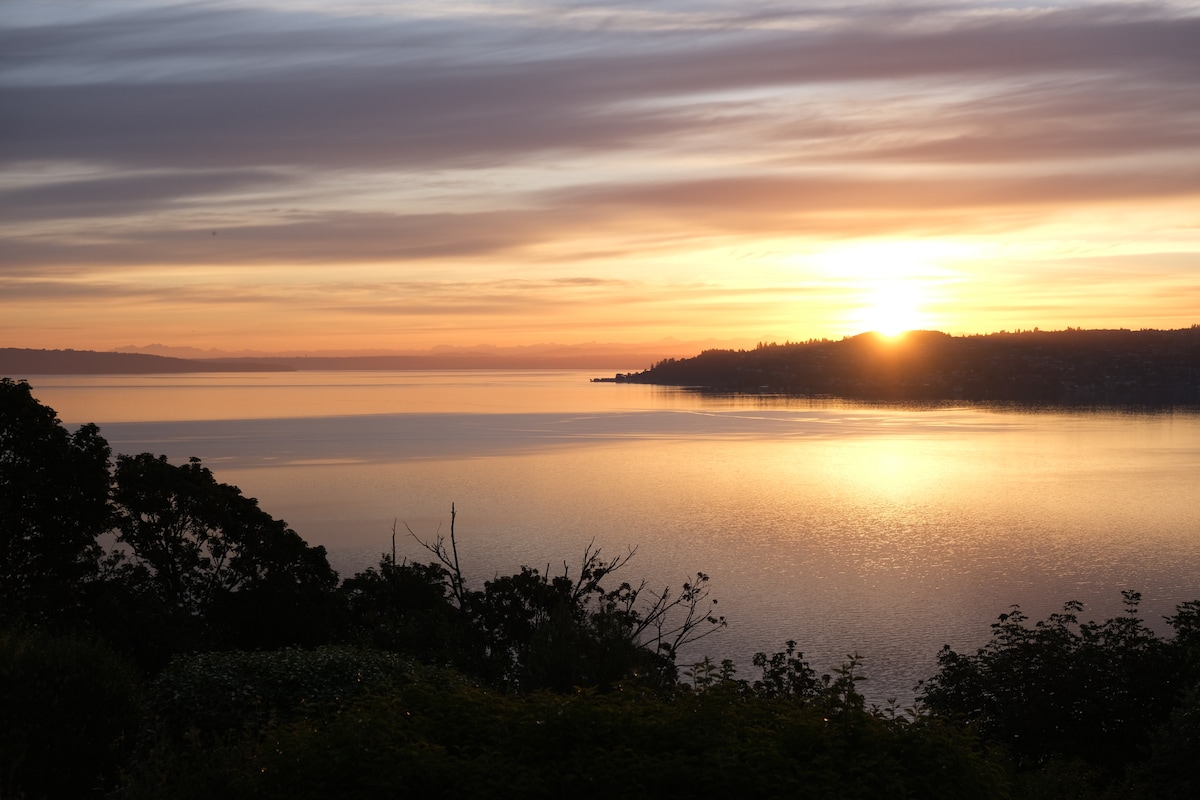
[791,76,1200,164]
[3,2,1199,346]
[0,277,282,304]
[0,266,775,320]
[0,169,296,220]
[564,168,1200,219]
[4,160,1198,270]
[3,4,1197,173]
[0,209,546,270]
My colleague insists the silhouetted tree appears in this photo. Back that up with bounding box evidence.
[0,378,111,625]
[109,453,339,649]
[406,507,726,691]
[341,554,476,664]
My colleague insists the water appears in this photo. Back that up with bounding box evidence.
[29,370,1200,702]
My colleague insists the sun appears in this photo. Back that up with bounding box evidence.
[850,280,928,337]
[806,240,947,337]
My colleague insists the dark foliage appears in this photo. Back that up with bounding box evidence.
[0,377,111,624]
[1138,681,1200,800]
[121,646,443,800]
[343,544,719,692]
[467,561,672,691]
[237,675,1008,800]
[0,629,145,799]
[403,512,725,692]
[149,646,422,741]
[107,453,340,652]
[919,591,1200,793]
[1,379,340,664]
[616,327,1200,406]
[4,379,1200,798]
[750,639,823,699]
[341,556,477,664]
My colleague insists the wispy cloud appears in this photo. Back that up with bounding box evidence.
[0,169,296,221]
[5,4,1197,171]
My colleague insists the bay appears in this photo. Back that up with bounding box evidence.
[30,370,1200,703]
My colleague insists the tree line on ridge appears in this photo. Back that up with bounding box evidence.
[611,327,1200,405]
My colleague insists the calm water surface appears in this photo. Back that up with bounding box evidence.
[33,370,1200,702]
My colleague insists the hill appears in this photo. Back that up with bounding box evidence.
[0,345,678,375]
[608,328,1200,406]
[0,348,294,375]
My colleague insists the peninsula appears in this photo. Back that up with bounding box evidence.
[604,328,1200,406]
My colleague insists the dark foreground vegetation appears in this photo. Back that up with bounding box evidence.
[611,326,1200,406]
[3,376,1198,798]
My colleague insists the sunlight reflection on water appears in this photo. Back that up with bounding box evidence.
[32,371,1200,702]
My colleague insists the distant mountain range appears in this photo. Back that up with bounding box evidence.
[108,340,733,362]
[0,341,714,375]
[605,327,1200,406]
[0,349,293,375]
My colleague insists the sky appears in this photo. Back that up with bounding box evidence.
[2,0,1198,355]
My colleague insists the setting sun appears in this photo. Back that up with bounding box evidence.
[806,240,952,337]
[852,280,929,337]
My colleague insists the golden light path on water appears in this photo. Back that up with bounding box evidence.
[34,371,1200,703]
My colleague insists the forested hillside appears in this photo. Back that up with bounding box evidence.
[613,327,1200,405]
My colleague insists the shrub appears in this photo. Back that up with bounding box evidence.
[241,678,1008,799]
[919,591,1192,786]
[148,645,423,740]
[0,629,145,799]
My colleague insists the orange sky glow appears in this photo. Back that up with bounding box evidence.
[2,1,1198,356]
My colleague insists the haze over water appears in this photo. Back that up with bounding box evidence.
[34,370,1200,702]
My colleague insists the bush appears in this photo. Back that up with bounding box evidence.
[123,646,449,799]
[148,646,423,741]
[0,629,145,799]
[919,591,1197,794]
[402,511,725,692]
[241,678,1008,799]
[341,557,477,664]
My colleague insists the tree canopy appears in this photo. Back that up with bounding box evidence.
[1,377,111,623]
